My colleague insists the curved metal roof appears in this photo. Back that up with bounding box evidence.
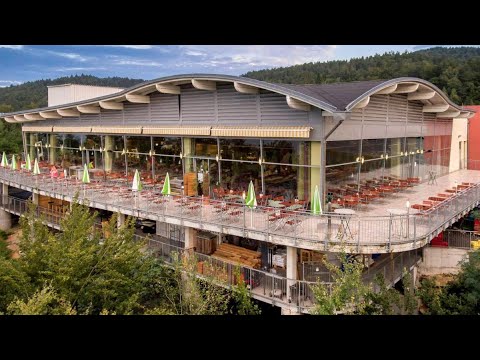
[1,74,475,121]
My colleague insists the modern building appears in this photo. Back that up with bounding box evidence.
[0,74,477,314]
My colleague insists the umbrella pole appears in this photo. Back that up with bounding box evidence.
[250,208,253,228]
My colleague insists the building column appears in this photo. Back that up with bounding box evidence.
[117,212,125,228]
[412,265,418,287]
[29,134,37,161]
[32,192,39,205]
[104,135,113,172]
[49,135,57,165]
[0,209,12,231]
[286,246,298,304]
[2,183,8,206]
[310,141,321,208]
[185,227,195,251]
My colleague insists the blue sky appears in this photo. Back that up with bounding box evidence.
[0,45,476,86]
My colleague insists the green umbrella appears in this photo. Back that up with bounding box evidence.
[26,153,32,171]
[245,180,257,209]
[33,158,41,175]
[161,172,171,195]
[312,185,322,215]
[82,163,90,183]
[11,154,17,170]
[1,152,7,167]
[132,169,143,191]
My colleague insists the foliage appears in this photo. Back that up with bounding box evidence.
[0,257,31,312]
[0,229,12,259]
[244,47,480,105]
[418,249,480,315]
[232,266,261,315]
[7,283,76,315]
[17,199,157,315]
[310,251,370,315]
[311,250,421,315]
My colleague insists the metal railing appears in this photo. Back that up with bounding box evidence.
[1,167,480,253]
[443,229,479,250]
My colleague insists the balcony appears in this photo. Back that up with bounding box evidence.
[1,166,480,253]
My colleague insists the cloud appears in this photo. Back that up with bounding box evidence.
[106,45,153,50]
[54,67,107,72]
[175,45,338,72]
[112,58,165,67]
[0,45,24,50]
[47,51,89,62]
[0,80,23,87]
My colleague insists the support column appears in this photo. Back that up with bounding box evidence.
[185,227,195,251]
[104,135,113,172]
[29,134,37,161]
[32,192,39,205]
[49,136,57,165]
[310,141,321,208]
[2,183,8,206]
[297,142,305,200]
[0,209,12,231]
[412,265,418,287]
[286,246,298,304]
[117,212,125,228]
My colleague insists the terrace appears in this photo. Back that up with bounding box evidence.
[1,164,480,253]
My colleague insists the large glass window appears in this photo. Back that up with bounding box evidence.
[220,139,260,161]
[326,140,360,166]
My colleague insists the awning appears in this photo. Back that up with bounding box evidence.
[22,126,53,133]
[142,126,211,136]
[92,126,142,135]
[210,126,312,138]
[52,126,92,133]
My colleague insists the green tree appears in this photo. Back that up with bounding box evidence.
[7,283,76,315]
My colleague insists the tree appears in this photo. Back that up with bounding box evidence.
[7,283,76,315]
[418,249,480,315]
[17,199,159,315]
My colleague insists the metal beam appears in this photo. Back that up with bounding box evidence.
[155,84,181,95]
[24,113,44,121]
[234,82,259,94]
[286,96,311,111]
[125,94,150,103]
[40,111,62,119]
[57,108,80,117]
[192,79,216,91]
[77,105,101,114]
[422,104,450,113]
[99,101,124,110]
[407,91,436,101]
[392,83,419,94]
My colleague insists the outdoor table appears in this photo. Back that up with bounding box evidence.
[334,208,356,240]
[387,208,408,238]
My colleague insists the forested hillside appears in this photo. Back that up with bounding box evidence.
[243,47,480,105]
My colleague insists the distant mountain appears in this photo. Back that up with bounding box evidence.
[243,46,480,105]
[0,74,144,154]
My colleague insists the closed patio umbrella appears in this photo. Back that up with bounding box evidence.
[1,152,7,167]
[132,169,143,191]
[33,158,41,175]
[26,153,32,172]
[11,154,17,170]
[312,185,322,215]
[161,172,171,196]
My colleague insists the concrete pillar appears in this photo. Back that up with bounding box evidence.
[185,227,195,251]
[310,141,321,207]
[117,212,125,228]
[32,192,39,205]
[286,246,298,303]
[412,266,418,288]
[49,135,57,165]
[29,134,37,161]
[297,142,305,200]
[104,135,113,172]
[2,183,8,206]
[0,209,12,231]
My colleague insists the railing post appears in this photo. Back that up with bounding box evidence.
[356,218,360,252]
[388,214,392,252]
[413,216,417,248]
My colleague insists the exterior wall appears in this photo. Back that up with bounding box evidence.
[466,106,480,168]
[26,83,321,139]
[325,94,437,141]
[449,118,468,172]
[48,84,124,107]
[418,247,469,276]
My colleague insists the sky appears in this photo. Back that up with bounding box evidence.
[0,45,477,87]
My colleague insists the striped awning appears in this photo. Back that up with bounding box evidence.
[52,126,92,133]
[92,126,142,135]
[210,126,312,138]
[142,126,211,136]
[22,125,53,133]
